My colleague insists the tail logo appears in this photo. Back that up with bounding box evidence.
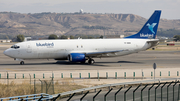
[146,23,157,34]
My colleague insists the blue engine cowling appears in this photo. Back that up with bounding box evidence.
[68,53,86,62]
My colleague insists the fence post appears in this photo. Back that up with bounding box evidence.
[124,72,126,79]
[79,73,81,79]
[7,72,9,79]
[43,73,45,79]
[167,82,173,101]
[34,79,36,94]
[115,72,117,79]
[61,73,63,78]
[177,71,179,76]
[67,93,76,101]
[93,90,102,101]
[124,86,132,101]
[133,72,135,79]
[80,91,89,101]
[178,84,180,100]
[0,73,1,79]
[70,73,72,78]
[34,74,35,79]
[168,71,170,76]
[173,81,178,101]
[53,94,60,101]
[151,72,153,79]
[115,87,123,101]
[15,73,16,79]
[160,71,161,78]
[141,84,148,101]
[133,84,141,101]
[52,72,54,78]
[23,74,24,79]
[161,82,167,101]
[106,72,108,79]
[97,72,99,81]
[88,73,90,79]
[148,84,155,101]
[155,83,161,101]
[104,88,113,101]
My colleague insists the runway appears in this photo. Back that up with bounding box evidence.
[1,44,180,83]
[1,45,180,72]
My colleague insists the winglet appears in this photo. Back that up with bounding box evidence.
[125,10,161,39]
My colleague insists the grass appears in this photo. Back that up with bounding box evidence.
[0,79,85,98]
[54,79,85,94]
[0,81,34,98]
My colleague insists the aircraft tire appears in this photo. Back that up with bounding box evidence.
[88,59,95,64]
[20,61,24,65]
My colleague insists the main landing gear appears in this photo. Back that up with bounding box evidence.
[88,58,95,64]
[20,61,24,65]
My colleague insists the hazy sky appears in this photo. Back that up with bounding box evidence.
[0,0,179,19]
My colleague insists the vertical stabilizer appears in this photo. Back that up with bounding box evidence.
[125,10,161,39]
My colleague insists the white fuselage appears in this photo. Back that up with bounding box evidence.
[4,38,155,60]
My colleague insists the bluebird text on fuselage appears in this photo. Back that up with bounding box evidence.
[36,42,54,47]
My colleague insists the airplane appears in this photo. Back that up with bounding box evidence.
[3,10,161,65]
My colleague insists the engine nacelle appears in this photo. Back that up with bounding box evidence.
[68,53,86,62]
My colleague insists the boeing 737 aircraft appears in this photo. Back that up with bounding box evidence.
[3,10,161,65]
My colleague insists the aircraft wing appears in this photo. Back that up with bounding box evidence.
[85,50,127,57]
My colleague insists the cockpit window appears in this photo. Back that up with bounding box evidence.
[11,45,20,49]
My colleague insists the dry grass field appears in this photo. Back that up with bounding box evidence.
[0,79,85,98]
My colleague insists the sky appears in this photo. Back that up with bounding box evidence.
[0,0,179,19]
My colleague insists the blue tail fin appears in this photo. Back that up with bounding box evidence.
[125,10,161,39]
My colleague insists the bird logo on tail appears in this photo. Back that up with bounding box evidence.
[147,23,157,34]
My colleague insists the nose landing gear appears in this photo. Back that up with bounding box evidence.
[20,61,24,65]
[14,58,25,65]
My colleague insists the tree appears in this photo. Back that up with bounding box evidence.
[99,35,103,39]
[60,35,68,39]
[173,35,180,41]
[70,35,74,39]
[48,34,58,39]
[17,34,25,42]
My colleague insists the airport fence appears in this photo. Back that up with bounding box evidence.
[0,76,55,98]
[1,79,180,101]
[53,80,180,101]
[0,70,180,80]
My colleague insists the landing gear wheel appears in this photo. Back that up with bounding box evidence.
[20,61,24,65]
[88,59,95,64]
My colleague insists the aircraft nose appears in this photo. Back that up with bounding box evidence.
[3,49,10,56]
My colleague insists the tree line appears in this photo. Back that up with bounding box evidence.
[48,34,103,39]
[3,28,180,42]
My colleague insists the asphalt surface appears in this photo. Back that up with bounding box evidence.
[1,46,180,72]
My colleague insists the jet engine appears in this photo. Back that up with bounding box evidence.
[68,53,86,63]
